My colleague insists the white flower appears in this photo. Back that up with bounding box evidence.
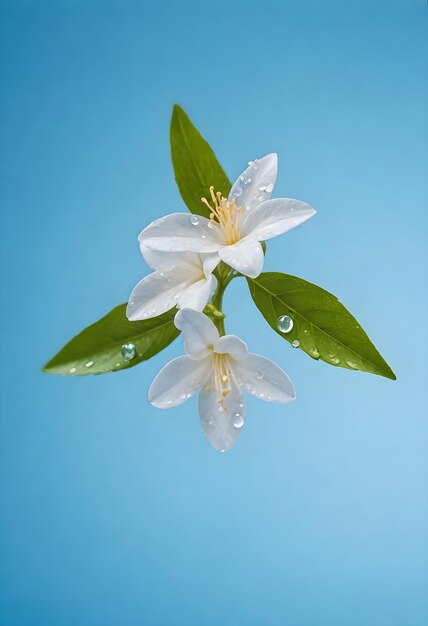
[139,153,316,279]
[126,246,218,321]
[149,309,296,452]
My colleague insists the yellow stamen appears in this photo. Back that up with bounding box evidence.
[201,186,242,245]
[213,353,232,403]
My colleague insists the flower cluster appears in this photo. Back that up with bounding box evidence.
[127,153,315,451]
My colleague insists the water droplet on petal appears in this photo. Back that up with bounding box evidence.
[203,415,215,430]
[277,315,294,334]
[121,343,136,361]
[232,413,244,428]
[265,182,274,193]
[85,360,94,367]
[255,370,263,380]
[291,340,300,348]
[244,178,252,185]
[234,184,243,197]
[190,214,199,226]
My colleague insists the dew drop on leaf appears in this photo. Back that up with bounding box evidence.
[291,340,300,348]
[121,343,136,361]
[277,315,294,333]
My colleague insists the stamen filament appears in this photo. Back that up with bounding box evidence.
[201,186,242,245]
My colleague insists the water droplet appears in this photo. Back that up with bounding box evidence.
[219,405,226,413]
[203,415,215,430]
[309,348,320,358]
[69,367,76,374]
[330,357,340,364]
[258,392,265,399]
[291,340,300,348]
[255,370,263,380]
[347,361,358,369]
[121,343,136,361]
[232,413,244,428]
[277,315,294,334]
[265,182,274,193]
[85,360,94,367]
[190,214,199,226]
[245,383,253,391]
[234,184,243,197]
[244,178,252,185]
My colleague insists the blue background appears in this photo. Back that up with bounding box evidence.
[1,1,427,625]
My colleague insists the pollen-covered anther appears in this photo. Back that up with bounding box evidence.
[201,186,242,245]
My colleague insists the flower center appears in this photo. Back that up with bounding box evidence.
[207,353,232,405]
[201,186,242,245]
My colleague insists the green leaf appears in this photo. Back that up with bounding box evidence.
[170,104,231,218]
[43,305,180,376]
[247,273,396,380]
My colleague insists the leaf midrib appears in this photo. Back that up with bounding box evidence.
[49,317,179,365]
[250,278,390,375]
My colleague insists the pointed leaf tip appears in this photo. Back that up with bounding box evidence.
[247,272,396,380]
[43,305,180,376]
[170,105,231,218]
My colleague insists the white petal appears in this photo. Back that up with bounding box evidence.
[214,335,248,357]
[230,353,296,403]
[126,270,188,320]
[174,308,219,360]
[149,356,211,408]
[177,275,217,312]
[140,247,209,275]
[202,253,220,278]
[139,213,224,253]
[198,371,245,452]
[218,238,264,278]
[139,246,177,272]
[240,198,316,242]
[228,153,278,212]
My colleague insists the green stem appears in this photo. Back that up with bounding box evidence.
[210,267,236,336]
